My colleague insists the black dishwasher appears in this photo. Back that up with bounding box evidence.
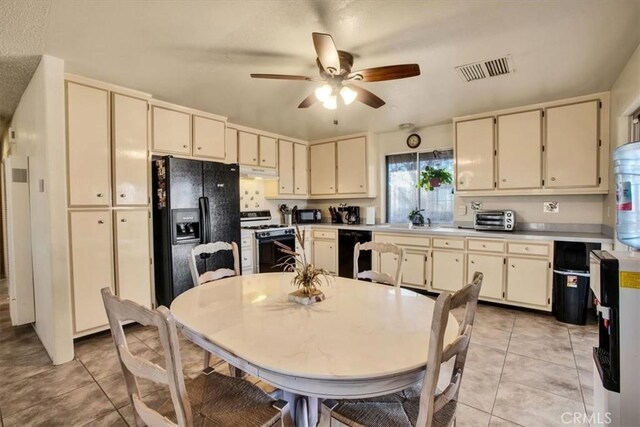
[338,229,372,278]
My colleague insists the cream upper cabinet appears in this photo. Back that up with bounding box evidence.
[112,93,148,206]
[294,143,308,195]
[497,110,542,189]
[402,251,428,288]
[506,257,549,307]
[468,253,504,300]
[337,136,367,194]
[115,210,151,309]
[151,105,190,155]
[431,250,465,292]
[259,136,277,168]
[278,139,294,194]
[66,82,111,207]
[310,142,336,195]
[238,131,259,166]
[455,117,495,191]
[225,128,238,164]
[313,240,336,274]
[70,210,114,333]
[546,100,599,188]
[192,115,225,160]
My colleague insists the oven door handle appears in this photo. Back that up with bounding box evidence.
[199,197,211,244]
[257,236,295,245]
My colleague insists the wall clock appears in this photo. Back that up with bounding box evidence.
[406,133,421,149]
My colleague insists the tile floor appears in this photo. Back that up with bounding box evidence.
[0,277,597,426]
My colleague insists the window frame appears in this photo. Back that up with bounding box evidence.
[385,147,455,224]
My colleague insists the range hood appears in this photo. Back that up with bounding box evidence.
[239,165,278,179]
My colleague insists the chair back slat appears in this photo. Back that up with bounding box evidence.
[415,272,483,427]
[133,395,177,427]
[101,288,193,427]
[189,241,240,286]
[353,241,404,287]
[119,345,169,385]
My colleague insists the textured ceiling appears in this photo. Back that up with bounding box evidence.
[0,0,51,135]
[2,0,640,140]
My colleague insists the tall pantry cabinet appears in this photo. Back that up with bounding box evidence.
[65,77,152,337]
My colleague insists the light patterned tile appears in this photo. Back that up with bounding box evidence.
[2,382,115,427]
[0,360,94,417]
[501,353,582,402]
[578,368,594,407]
[489,416,522,426]
[80,340,159,380]
[470,323,511,352]
[493,381,588,427]
[508,332,575,368]
[456,402,491,427]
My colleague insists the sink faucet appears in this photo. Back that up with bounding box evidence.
[426,218,432,227]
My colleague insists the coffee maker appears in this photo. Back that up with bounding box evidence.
[334,206,360,224]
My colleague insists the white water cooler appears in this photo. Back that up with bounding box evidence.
[591,141,640,426]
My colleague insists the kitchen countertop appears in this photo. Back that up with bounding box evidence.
[299,223,613,244]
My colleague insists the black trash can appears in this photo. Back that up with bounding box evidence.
[553,268,590,325]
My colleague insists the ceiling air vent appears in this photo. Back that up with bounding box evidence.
[455,55,513,82]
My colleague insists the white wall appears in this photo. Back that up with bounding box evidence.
[10,55,73,364]
[603,43,640,242]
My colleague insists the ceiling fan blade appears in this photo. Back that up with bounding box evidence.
[298,92,318,108]
[312,32,340,75]
[348,64,421,82]
[250,73,318,81]
[347,85,385,109]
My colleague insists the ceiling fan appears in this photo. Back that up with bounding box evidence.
[250,32,421,110]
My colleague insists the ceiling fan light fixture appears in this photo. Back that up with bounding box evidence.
[323,95,337,110]
[340,86,357,105]
[315,84,332,102]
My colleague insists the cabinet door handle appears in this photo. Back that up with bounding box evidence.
[253,158,257,161]
[470,260,475,264]
[445,242,449,246]
[120,194,126,198]
[98,220,104,224]
[524,247,530,251]
[97,193,103,197]
[481,244,486,248]
[183,145,188,148]
[121,218,127,223]
[197,146,202,150]
[511,264,515,268]
[551,177,556,181]
[502,179,507,182]
[360,185,363,188]
[455,258,459,262]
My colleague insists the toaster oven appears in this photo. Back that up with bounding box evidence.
[473,210,516,231]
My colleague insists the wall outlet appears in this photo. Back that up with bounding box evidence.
[543,202,559,213]
[457,204,467,216]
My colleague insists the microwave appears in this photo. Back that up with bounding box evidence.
[473,210,515,231]
[294,209,322,224]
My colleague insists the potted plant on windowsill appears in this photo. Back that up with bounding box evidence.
[418,166,453,191]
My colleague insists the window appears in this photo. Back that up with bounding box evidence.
[386,149,454,224]
[631,106,640,142]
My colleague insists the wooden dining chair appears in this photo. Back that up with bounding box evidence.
[320,272,483,427]
[189,241,240,286]
[353,241,404,287]
[101,288,293,427]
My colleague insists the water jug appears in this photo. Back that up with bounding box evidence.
[614,141,640,249]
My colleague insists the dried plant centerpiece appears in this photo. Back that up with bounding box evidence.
[274,226,331,305]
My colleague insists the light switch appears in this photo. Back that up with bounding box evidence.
[457,204,467,216]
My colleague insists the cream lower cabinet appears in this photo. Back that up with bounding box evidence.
[467,253,504,300]
[241,235,254,275]
[401,251,429,288]
[70,210,114,333]
[312,229,337,274]
[431,250,465,292]
[506,257,550,308]
[114,210,151,309]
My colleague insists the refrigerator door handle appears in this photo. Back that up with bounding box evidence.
[199,197,211,244]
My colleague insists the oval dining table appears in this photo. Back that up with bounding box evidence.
[170,272,460,427]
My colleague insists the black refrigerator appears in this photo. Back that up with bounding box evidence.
[152,156,240,307]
